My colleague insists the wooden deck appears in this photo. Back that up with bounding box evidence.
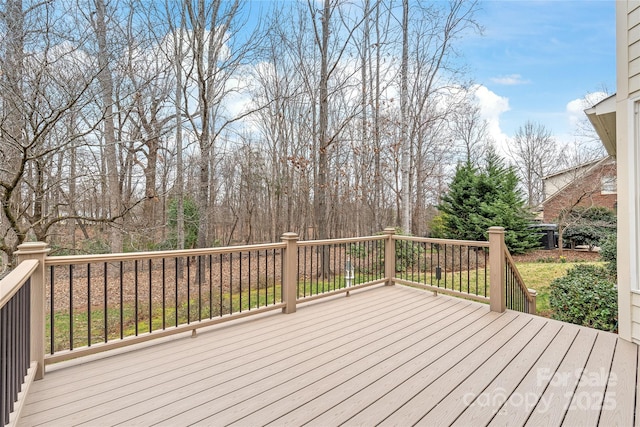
[19,284,639,426]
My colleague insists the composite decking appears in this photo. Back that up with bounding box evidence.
[19,284,639,427]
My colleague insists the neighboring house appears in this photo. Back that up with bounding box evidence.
[585,1,640,344]
[541,156,617,223]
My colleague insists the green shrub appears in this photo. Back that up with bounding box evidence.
[164,197,200,249]
[394,239,425,272]
[549,264,617,332]
[428,213,447,238]
[600,233,617,277]
[347,243,368,259]
[81,238,111,254]
[562,206,616,249]
[376,228,425,272]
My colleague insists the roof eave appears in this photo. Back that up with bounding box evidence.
[584,94,617,157]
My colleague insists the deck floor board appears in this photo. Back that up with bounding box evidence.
[19,285,637,427]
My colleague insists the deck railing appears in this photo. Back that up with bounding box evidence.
[3,225,533,424]
[44,243,285,363]
[392,235,490,304]
[0,258,40,427]
[296,235,387,302]
[505,249,537,315]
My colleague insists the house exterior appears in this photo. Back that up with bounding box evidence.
[586,1,640,343]
[541,156,617,223]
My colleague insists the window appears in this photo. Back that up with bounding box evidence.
[601,176,616,194]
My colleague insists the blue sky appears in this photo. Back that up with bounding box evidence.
[458,0,616,147]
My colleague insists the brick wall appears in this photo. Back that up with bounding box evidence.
[542,162,617,222]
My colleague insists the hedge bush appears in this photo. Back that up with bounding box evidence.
[562,206,616,249]
[599,233,617,277]
[549,264,617,332]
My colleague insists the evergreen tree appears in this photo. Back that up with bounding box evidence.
[439,149,538,254]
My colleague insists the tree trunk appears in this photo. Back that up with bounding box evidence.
[400,0,410,233]
[94,0,123,253]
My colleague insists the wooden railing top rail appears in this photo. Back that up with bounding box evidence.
[392,234,490,247]
[297,235,386,247]
[504,248,535,303]
[0,259,38,309]
[44,242,286,266]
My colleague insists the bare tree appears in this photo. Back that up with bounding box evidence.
[400,0,410,232]
[180,0,261,248]
[0,0,103,261]
[91,0,125,252]
[509,120,558,207]
[398,0,481,233]
[451,99,489,167]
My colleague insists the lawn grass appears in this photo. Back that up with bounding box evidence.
[47,285,283,353]
[46,273,381,353]
[514,261,604,317]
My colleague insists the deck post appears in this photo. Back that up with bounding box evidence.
[281,232,299,314]
[383,228,396,286]
[488,227,506,313]
[16,242,50,380]
[528,289,537,315]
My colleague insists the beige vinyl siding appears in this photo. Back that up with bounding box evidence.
[630,57,640,79]
[631,292,640,343]
[630,5,640,94]
[630,3,640,26]
[630,39,640,61]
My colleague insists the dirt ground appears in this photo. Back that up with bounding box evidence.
[512,248,601,263]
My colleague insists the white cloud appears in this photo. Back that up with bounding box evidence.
[490,74,531,86]
[472,85,511,153]
[566,91,609,128]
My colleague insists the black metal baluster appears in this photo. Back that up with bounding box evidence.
[162,258,166,330]
[332,245,336,291]
[1,301,7,425]
[209,254,213,317]
[264,249,268,307]
[272,249,276,302]
[296,248,299,300]
[229,253,233,314]
[120,261,124,339]
[50,266,54,354]
[134,260,139,335]
[198,255,202,321]
[339,244,343,288]
[187,257,191,323]
[303,246,307,297]
[69,264,74,350]
[149,259,153,333]
[258,250,262,307]
[104,262,108,343]
[8,295,15,412]
[87,263,91,347]
[429,243,433,286]
[408,240,416,282]
[459,245,463,292]
[444,245,448,289]
[466,247,470,294]
[435,244,440,287]
[175,258,179,326]
[472,248,476,295]
[484,250,488,297]
[219,254,223,317]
